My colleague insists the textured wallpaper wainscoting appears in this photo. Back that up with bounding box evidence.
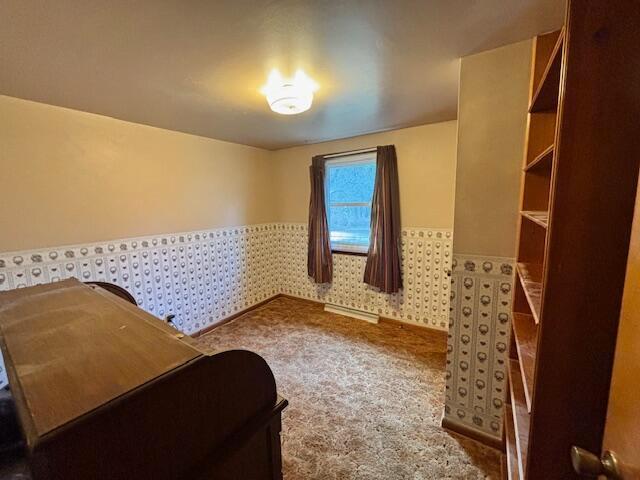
[0,224,279,334]
[444,254,515,440]
[0,223,453,333]
[275,223,453,330]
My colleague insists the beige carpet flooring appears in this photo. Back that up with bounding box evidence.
[195,296,501,480]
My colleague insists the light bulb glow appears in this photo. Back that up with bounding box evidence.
[261,69,319,115]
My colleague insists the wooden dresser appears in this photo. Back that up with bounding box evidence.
[0,279,287,480]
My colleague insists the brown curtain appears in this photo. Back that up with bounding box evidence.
[364,145,402,293]
[307,155,333,283]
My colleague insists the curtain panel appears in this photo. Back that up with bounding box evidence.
[307,155,333,283]
[363,145,403,293]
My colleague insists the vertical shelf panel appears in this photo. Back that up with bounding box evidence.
[509,359,531,480]
[504,404,521,480]
[512,313,538,411]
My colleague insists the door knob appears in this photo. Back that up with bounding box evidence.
[571,446,623,479]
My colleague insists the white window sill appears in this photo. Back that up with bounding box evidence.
[331,244,369,256]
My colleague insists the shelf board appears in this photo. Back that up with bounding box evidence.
[504,404,520,480]
[509,359,531,480]
[516,262,543,324]
[525,144,554,172]
[521,210,548,229]
[512,313,538,412]
[530,29,565,113]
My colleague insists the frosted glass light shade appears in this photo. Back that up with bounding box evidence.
[261,69,318,115]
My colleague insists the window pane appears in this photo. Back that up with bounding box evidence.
[327,163,376,204]
[328,205,371,247]
[325,156,376,252]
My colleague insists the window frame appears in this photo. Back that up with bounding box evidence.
[324,152,377,256]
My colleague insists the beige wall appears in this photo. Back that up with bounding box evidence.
[453,40,532,257]
[272,122,458,228]
[1,96,456,253]
[0,95,275,252]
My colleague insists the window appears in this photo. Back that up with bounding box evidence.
[325,152,376,254]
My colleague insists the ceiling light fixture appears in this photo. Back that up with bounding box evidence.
[261,69,319,115]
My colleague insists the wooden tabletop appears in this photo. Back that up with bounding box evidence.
[0,279,202,446]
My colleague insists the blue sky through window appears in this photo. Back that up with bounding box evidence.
[325,156,376,251]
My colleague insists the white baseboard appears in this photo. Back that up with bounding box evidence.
[324,304,379,324]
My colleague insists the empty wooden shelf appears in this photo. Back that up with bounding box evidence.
[511,313,538,411]
[524,144,554,171]
[529,29,564,113]
[521,211,548,229]
[516,262,543,323]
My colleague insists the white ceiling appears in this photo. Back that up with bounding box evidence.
[0,0,564,150]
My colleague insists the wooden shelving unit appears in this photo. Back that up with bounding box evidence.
[504,2,640,478]
[506,22,560,480]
